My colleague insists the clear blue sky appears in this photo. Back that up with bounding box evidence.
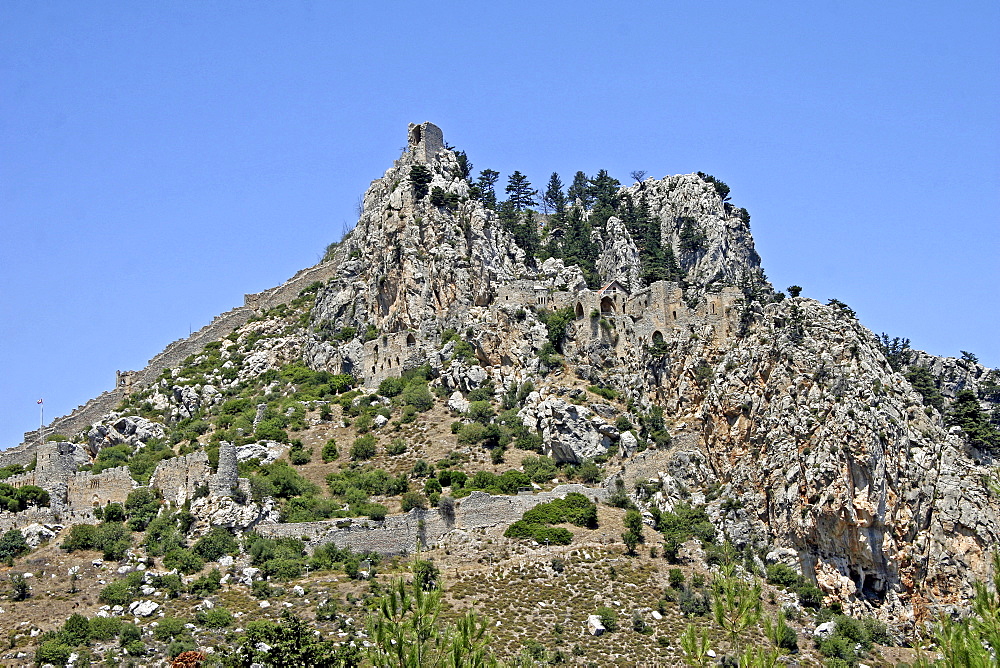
[2,2,997,449]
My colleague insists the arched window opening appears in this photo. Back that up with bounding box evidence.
[600,297,615,314]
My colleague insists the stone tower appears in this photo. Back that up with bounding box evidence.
[407,122,444,163]
[209,441,238,497]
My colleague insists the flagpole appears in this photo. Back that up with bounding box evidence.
[38,399,44,444]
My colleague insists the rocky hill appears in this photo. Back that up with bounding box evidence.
[1,121,997,667]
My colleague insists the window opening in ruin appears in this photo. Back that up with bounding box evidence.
[710,303,716,315]
[406,333,416,347]
[575,303,584,318]
[672,310,677,320]
[600,296,615,314]
[652,331,664,345]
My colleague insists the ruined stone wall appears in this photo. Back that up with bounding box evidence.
[66,466,135,508]
[4,259,342,454]
[257,484,607,555]
[150,451,211,506]
[363,331,427,384]
[2,471,37,489]
[209,443,238,497]
[0,507,97,533]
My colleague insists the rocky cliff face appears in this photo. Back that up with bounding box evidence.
[298,123,996,626]
[10,122,996,632]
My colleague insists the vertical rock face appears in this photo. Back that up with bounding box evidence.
[596,217,643,292]
[623,175,765,291]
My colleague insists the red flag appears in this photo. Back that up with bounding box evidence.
[37,399,43,404]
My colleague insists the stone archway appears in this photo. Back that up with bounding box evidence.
[600,297,615,314]
[575,302,584,318]
[652,331,664,345]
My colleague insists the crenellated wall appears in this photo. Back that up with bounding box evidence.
[66,466,134,508]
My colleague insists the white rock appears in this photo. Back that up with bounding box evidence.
[259,600,271,608]
[373,414,388,429]
[813,621,836,639]
[219,555,235,567]
[448,392,470,414]
[292,585,305,596]
[586,615,605,636]
[129,600,160,617]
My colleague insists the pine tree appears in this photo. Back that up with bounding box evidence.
[947,390,1000,451]
[475,169,500,209]
[567,171,592,209]
[504,171,537,210]
[542,172,566,216]
[588,169,621,211]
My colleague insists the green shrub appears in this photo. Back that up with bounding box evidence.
[521,455,557,483]
[766,562,800,588]
[163,548,205,575]
[62,613,91,646]
[795,581,824,608]
[401,491,428,512]
[457,422,486,445]
[321,439,339,462]
[193,527,239,562]
[196,607,233,628]
[88,616,122,641]
[167,638,197,658]
[378,377,405,398]
[532,526,573,545]
[351,434,377,461]
[678,588,711,617]
[188,568,222,596]
[154,617,188,641]
[0,529,29,560]
[99,573,143,606]
[35,639,72,666]
[596,606,618,632]
[386,438,407,456]
[263,558,304,580]
[467,401,495,424]
[289,444,312,465]
[10,572,30,600]
[402,382,434,411]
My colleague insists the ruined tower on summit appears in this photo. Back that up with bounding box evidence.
[408,122,444,162]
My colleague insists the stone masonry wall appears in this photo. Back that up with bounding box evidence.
[149,451,212,506]
[4,258,343,456]
[66,466,135,508]
[257,484,607,555]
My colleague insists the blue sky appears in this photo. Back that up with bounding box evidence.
[2,2,997,449]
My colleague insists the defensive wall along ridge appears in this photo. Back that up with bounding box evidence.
[1,258,343,465]
[257,483,608,556]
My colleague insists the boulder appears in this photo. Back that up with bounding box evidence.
[129,600,159,617]
[519,398,611,463]
[21,523,62,548]
[586,614,606,636]
[813,621,836,639]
